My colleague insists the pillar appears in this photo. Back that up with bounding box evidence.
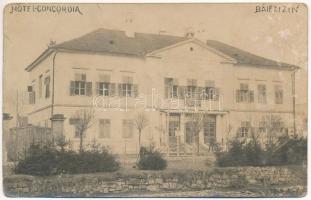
[50,114,66,141]
[180,113,185,143]
[216,115,223,145]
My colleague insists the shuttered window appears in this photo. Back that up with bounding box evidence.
[275,85,283,104]
[44,76,50,98]
[164,78,178,98]
[258,84,266,104]
[236,83,254,103]
[117,76,138,97]
[239,121,251,137]
[70,73,92,96]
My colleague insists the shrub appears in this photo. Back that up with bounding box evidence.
[15,144,58,176]
[15,143,120,176]
[216,135,307,167]
[137,146,167,170]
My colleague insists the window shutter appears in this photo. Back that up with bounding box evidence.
[86,82,92,96]
[214,88,220,101]
[109,83,116,96]
[118,83,123,97]
[236,90,240,103]
[96,82,100,95]
[249,90,254,103]
[70,81,75,96]
[133,84,139,97]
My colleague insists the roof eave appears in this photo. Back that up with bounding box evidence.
[25,48,55,72]
[234,63,299,71]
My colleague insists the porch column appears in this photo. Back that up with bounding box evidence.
[180,113,185,143]
[216,115,224,145]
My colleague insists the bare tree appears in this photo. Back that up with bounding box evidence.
[71,108,95,152]
[133,112,149,153]
[187,113,203,155]
[261,114,284,151]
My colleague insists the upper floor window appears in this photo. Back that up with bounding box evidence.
[118,76,138,97]
[44,76,50,99]
[122,119,134,138]
[203,80,219,101]
[99,119,111,138]
[236,83,254,103]
[38,75,43,98]
[275,85,283,104]
[257,84,266,104]
[96,74,116,96]
[164,78,178,98]
[70,73,92,96]
[186,79,197,98]
[28,85,36,104]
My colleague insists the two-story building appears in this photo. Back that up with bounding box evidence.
[25,28,298,154]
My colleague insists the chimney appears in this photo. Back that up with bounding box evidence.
[185,32,195,38]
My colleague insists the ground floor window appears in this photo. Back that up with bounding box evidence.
[99,119,110,138]
[122,120,134,138]
[239,121,251,137]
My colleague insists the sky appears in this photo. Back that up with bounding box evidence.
[3,3,308,116]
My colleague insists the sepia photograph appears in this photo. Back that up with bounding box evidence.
[2,2,308,197]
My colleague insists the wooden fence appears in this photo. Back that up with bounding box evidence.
[7,126,53,161]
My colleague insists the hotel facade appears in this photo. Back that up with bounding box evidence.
[25,29,298,155]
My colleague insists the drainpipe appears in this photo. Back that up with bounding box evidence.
[51,51,58,135]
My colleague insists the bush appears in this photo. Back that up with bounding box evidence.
[15,144,120,176]
[15,145,58,176]
[216,135,307,167]
[137,146,167,170]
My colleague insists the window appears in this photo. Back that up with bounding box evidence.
[28,85,36,104]
[236,83,254,103]
[203,80,219,101]
[258,121,267,134]
[239,121,251,137]
[70,73,92,96]
[39,75,43,98]
[99,119,110,138]
[44,76,50,98]
[258,84,266,104]
[122,120,134,138]
[97,74,115,96]
[74,124,80,138]
[164,78,178,98]
[119,76,137,97]
[275,85,283,104]
[186,79,197,98]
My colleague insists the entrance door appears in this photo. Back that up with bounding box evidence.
[185,122,193,144]
[168,114,180,144]
[203,115,216,145]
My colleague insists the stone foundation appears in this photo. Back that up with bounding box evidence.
[3,166,307,197]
